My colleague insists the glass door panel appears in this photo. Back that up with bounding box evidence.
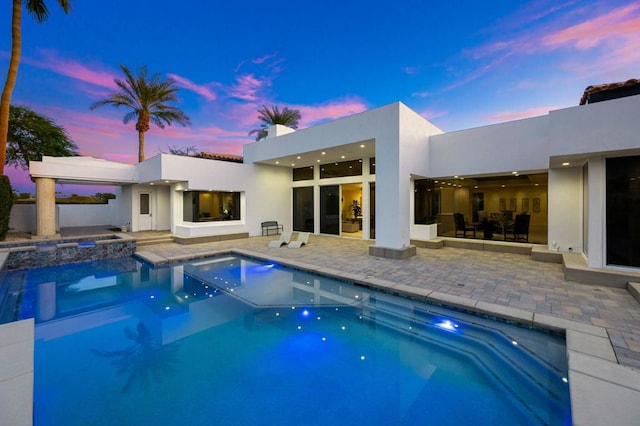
[293,187,314,232]
[320,185,340,235]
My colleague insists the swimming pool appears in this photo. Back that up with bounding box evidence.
[4,254,571,425]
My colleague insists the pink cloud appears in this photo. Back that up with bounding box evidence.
[295,98,368,127]
[543,4,640,50]
[229,74,270,101]
[252,53,278,64]
[488,0,581,34]
[25,49,117,89]
[486,105,559,123]
[419,109,447,121]
[167,73,217,101]
[449,3,640,92]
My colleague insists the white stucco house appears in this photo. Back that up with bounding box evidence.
[27,84,640,272]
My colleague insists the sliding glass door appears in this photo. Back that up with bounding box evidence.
[320,185,340,235]
[293,187,314,232]
[606,156,640,267]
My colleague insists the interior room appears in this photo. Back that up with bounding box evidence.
[415,173,548,244]
[340,183,363,238]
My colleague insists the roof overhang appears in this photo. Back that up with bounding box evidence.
[29,156,137,185]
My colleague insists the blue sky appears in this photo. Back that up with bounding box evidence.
[2,0,640,194]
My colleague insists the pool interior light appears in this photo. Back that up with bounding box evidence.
[436,319,458,331]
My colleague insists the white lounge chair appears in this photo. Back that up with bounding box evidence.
[288,232,310,249]
[267,231,292,248]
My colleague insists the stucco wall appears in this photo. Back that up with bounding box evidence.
[9,202,117,233]
[151,155,291,237]
[548,167,583,253]
[549,95,640,157]
[429,115,549,177]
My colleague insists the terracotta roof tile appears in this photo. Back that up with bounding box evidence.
[195,152,244,163]
[579,78,640,105]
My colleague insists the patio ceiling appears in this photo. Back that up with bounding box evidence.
[253,139,376,169]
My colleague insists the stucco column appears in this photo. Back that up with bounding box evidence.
[35,177,58,238]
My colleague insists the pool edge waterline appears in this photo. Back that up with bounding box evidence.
[1,249,639,425]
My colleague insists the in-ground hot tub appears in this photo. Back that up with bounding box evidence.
[0,234,136,271]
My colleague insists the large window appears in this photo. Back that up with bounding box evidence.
[606,156,640,267]
[293,166,314,181]
[320,160,362,178]
[426,173,548,243]
[414,179,440,224]
[183,191,240,222]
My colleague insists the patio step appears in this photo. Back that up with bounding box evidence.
[136,237,175,247]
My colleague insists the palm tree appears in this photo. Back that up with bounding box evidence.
[90,64,191,163]
[0,0,72,176]
[249,105,301,141]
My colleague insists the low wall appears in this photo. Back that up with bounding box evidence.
[9,202,116,233]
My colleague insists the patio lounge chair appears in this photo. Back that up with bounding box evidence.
[288,232,310,249]
[268,231,292,248]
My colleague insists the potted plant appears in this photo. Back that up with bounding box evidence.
[351,200,361,220]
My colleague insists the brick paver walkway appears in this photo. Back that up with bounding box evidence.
[138,234,640,369]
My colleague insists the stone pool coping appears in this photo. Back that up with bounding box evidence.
[136,247,640,426]
[1,248,639,425]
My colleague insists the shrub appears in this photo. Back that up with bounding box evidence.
[0,175,14,241]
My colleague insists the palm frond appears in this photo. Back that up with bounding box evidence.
[249,105,301,140]
[26,0,72,23]
[89,64,191,161]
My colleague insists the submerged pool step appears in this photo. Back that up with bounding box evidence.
[360,297,569,418]
[0,271,28,324]
[366,296,563,379]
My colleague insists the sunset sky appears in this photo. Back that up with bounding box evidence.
[2,0,639,195]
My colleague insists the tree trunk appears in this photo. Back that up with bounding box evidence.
[138,130,145,163]
[136,110,150,163]
[0,0,22,176]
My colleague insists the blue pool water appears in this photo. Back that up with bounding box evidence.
[4,255,571,425]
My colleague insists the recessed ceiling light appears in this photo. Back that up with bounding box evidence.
[316,159,320,162]
[275,161,279,164]
[474,185,478,189]
[150,182,154,185]
[501,184,506,187]
[341,155,345,159]
[321,152,326,155]
[297,156,301,159]
[165,180,169,183]
[562,162,570,166]
[360,144,365,148]
[454,175,459,178]
[291,163,295,166]
[512,171,518,175]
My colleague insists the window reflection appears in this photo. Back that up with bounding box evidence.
[183,191,240,222]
